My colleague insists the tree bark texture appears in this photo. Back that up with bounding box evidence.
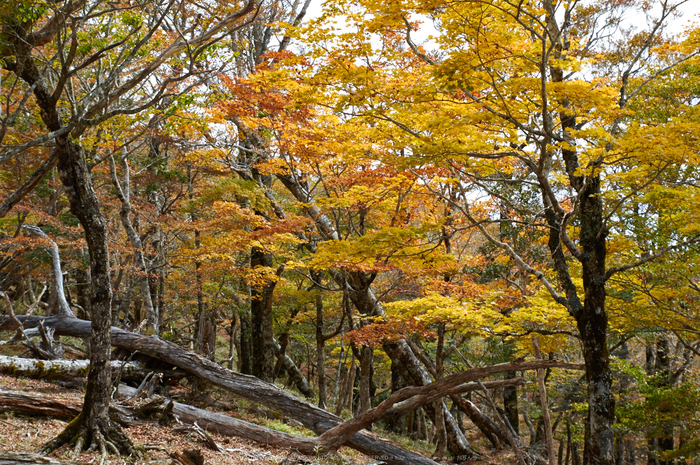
[0,355,184,383]
[250,246,275,382]
[0,451,77,465]
[578,175,614,465]
[504,370,520,436]
[57,137,127,448]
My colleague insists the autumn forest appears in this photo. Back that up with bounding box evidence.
[1,0,700,464]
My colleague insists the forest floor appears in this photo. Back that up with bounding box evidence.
[0,337,514,465]
[0,373,364,465]
[0,370,519,465]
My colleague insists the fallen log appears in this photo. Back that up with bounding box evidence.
[0,389,81,418]
[0,355,183,382]
[0,452,77,465]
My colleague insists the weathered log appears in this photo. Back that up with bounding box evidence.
[0,389,82,418]
[0,357,528,453]
[0,355,183,382]
[0,452,77,465]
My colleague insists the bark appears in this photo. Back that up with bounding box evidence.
[646,337,674,465]
[250,246,276,382]
[272,338,314,398]
[0,355,184,383]
[20,225,73,318]
[0,389,82,419]
[358,345,373,415]
[533,336,555,465]
[504,370,520,436]
[543,166,613,465]
[577,174,614,465]
[239,306,253,374]
[52,138,133,455]
[452,396,504,449]
[0,451,77,465]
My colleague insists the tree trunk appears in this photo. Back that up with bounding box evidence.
[504,370,520,436]
[544,162,613,465]
[577,173,614,465]
[108,155,157,334]
[533,336,555,465]
[239,306,253,373]
[316,289,328,409]
[453,396,505,449]
[272,338,314,397]
[47,138,133,455]
[358,345,372,415]
[250,246,275,382]
[646,337,673,465]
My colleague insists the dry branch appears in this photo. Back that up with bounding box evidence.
[0,451,78,465]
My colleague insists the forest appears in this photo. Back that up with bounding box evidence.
[1,0,700,464]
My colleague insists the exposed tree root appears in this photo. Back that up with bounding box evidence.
[41,413,134,461]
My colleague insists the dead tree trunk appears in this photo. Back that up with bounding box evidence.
[272,338,314,397]
[0,355,184,383]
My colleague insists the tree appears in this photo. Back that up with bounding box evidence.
[288,0,700,463]
[0,0,255,455]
